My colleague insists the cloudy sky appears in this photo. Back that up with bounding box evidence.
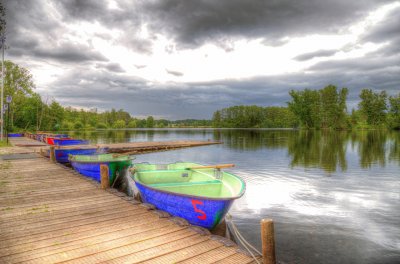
[4,0,400,119]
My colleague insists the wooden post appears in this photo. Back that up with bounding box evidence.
[100,164,110,189]
[261,219,276,264]
[49,146,56,163]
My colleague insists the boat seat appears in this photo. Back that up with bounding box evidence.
[148,180,221,188]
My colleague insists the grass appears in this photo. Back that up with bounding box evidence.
[0,140,11,147]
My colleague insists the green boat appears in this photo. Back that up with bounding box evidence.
[69,154,134,184]
[131,162,246,229]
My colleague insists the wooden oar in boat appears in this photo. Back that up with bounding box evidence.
[112,151,138,158]
[186,164,235,170]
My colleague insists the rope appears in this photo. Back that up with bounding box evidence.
[225,213,262,264]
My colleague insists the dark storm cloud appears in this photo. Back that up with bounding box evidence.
[140,0,394,48]
[361,5,400,57]
[294,50,338,61]
[362,6,400,44]
[34,43,108,62]
[52,0,394,49]
[96,62,125,73]
[55,0,109,21]
[4,0,108,63]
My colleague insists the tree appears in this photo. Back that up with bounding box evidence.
[388,93,400,129]
[146,116,154,128]
[358,89,387,126]
[288,89,321,128]
[48,101,64,130]
[127,119,137,128]
[319,85,348,129]
[113,119,126,129]
[212,111,221,127]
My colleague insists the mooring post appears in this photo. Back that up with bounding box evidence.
[261,218,276,264]
[100,164,110,189]
[49,146,56,163]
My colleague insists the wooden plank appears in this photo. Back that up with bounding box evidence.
[179,247,238,264]
[99,233,208,264]
[0,207,147,241]
[17,226,189,263]
[141,239,223,264]
[214,253,260,264]
[0,212,155,250]
[0,219,176,263]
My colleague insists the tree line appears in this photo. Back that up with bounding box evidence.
[212,85,400,130]
[2,60,399,132]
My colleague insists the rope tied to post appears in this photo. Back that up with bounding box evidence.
[225,213,262,264]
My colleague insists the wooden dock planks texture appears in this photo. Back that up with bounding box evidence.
[0,156,260,263]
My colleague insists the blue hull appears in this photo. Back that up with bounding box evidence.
[48,148,101,163]
[70,162,115,183]
[54,139,89,146]
[8,133,23,137]
[135,182,234,229]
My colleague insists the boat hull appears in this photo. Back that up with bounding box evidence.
[135,181,234,229]
[71,159,131,184]
[46,148,102,163]
[53,139,89,146]
[8,133,23,137]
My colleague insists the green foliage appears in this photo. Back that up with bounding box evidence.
[358,89,387,126]
[212,105,298,128]
[127,120,137,128]
[146,116,154,128]
[96,123,108,129]
[388,93,400,130]
[288,85,348,129]
[73,121,84,130]
[61,121,74,131]
[288,89,321,128]
[113,119,126,129]
[263,107,299,128]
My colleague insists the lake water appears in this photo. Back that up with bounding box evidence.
[69,129,400,264]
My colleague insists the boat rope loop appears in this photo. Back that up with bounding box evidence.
[225,213,262,264]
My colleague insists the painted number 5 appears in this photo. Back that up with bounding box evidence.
[191,199,207,220]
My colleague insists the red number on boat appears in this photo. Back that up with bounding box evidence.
[191,199,207,220]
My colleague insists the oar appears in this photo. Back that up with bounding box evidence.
[112,151,138,158]
[186,164,235,170]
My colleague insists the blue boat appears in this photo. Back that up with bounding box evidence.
[131,162,245,229]
[8,133,24,137]
[69,154,134,184]
[46,147,108,163]
[53,139,89,146]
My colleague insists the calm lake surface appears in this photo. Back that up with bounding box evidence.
[69,129,400,264]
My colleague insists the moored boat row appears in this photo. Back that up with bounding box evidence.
[26,131,246,230]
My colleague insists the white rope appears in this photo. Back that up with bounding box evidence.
[226,213,262,264]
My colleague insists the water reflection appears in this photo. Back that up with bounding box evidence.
[67,128,400,171]
[287,130,348,173]
[358,130,388,168]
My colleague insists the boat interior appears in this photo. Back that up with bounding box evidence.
[133,163,244,198]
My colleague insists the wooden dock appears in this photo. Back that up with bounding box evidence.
[0,139,261,263]
[98,140,221,153]
[5,136,220,155]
